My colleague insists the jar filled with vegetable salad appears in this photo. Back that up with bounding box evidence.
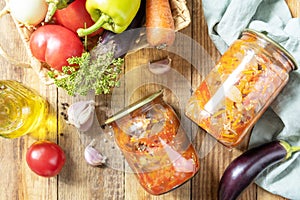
[104,90,200,195]
[185,29,297,148]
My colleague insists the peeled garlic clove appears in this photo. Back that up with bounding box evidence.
[67,100,95,132]
[148,57,171,74]
[84,140,107,167]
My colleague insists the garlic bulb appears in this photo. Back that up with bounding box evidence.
[84,140,107,166]
[67,100,95,132]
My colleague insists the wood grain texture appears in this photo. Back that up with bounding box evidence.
[0,0,298,199]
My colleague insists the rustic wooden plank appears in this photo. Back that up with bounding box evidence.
[121,2,194,196]
[0,0,299,199]
[0,1,58,199]
[56,91,122,200]
[56,90,92,200]
[122,51,194,199]
[95,94,126,200]
[286,0,300,17]
[190,0,224,199]
[0,63,58,199]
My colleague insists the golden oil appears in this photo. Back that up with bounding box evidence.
[0,80,48,139]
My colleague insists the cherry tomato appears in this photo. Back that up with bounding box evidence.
[29,24,84,72]
[53,0,103,37]
[26,141,66,177]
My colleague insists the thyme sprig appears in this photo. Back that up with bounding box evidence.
[49,43,123,96]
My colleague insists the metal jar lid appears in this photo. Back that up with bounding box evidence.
[242,29,298,70]
[104,90,164,125]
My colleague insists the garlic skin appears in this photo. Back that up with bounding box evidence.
[148,57,172,75]
[67,100,95,132]
[84,140,107,166]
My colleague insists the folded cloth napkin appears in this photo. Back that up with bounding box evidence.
[202,0,300,199]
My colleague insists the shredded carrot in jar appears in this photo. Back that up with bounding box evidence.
[186,31,292,147]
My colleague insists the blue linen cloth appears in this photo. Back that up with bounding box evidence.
[202,0,300,199]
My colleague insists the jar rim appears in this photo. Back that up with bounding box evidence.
[242,29,298,70]
[104,90,164,125]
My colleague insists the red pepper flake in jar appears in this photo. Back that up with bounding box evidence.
[105,90,200,195]
[185,29,297,148]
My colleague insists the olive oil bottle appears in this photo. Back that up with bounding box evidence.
[0,80,48,138]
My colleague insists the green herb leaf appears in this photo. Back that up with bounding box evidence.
[49,43,123,96]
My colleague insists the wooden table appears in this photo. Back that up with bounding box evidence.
[0,0,298,199]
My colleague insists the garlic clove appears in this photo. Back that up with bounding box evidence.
[67,100,95,132]
[148,57,172,75]
[84,140,107,167]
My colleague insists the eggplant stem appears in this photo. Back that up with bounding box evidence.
[77,14,112,37]
[290,146,300,154]
[280,140,300,160]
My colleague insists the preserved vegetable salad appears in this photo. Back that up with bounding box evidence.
[105,91,200,195]
[186,29,297,147]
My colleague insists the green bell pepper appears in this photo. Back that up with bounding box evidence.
[77,0,141,37]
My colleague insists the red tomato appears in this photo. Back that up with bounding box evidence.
[26,141,66,177]
[29,24,84,72]
[53,0,103,36]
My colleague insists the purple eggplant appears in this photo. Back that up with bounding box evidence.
[218,140,300,200]
[99,0,146,58]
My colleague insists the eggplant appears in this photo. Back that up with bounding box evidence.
[218,140,300,200]
[99,0,146,58]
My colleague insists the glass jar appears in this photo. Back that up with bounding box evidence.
[185,29,297,148]
[0,80,48,138]
[104,90,200,195]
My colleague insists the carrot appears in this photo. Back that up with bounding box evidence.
[146,0,175,48]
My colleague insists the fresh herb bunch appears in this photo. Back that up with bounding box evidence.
[49,43,123,96]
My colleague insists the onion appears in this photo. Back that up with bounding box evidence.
[9,0,48,26]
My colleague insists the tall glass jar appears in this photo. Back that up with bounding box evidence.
[105,90,200,195]
[185,29,297,148]
[0,80,48,138]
